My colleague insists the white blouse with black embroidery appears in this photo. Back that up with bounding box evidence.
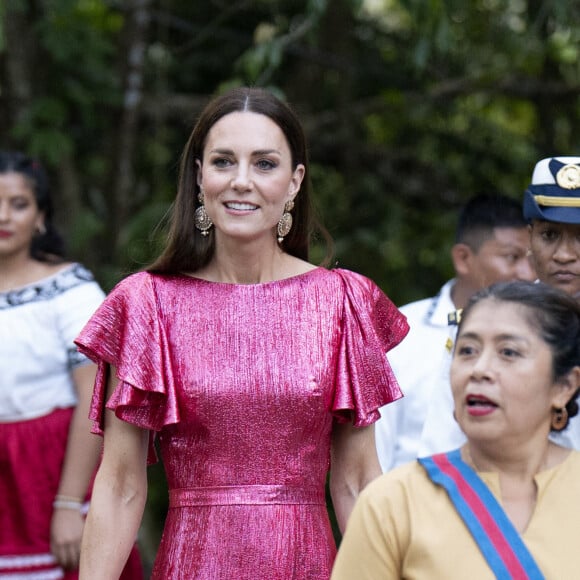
[0,263,105,421]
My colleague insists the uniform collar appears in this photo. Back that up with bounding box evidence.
[426,279,457,327]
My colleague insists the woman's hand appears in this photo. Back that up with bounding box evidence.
[50,507,85,570]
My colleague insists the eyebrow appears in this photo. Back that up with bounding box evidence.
[457,332,529,344]
[209,148,282,156]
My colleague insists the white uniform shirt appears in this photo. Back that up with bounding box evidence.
[375,280,457,471]
[0,263,105,421]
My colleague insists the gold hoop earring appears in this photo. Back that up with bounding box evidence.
[194,188,213,236]
[277,200,294,243]
[551,407,568,431]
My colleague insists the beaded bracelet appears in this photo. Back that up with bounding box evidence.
[54,494,83,503]
[53,495,83,511]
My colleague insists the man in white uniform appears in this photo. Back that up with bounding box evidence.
[416,157,580,458]
[376,193,535,471]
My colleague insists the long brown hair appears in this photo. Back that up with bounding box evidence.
[148,87,331,274]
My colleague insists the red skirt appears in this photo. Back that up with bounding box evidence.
[0,408,143,579]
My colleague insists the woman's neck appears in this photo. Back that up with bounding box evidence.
[463,439,569,532]
[450,279,477,310]
[195,237,310,284]
[466,440,548,479]
[0,254,58,291]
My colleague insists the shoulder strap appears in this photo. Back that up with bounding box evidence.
[419,449,544,580]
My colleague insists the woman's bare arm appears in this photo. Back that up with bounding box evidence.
[329,421,381,533]
[79,371,149,579]
[50,363,103,570]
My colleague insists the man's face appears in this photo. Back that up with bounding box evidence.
[469,227,536,289]
[529,220,580,297]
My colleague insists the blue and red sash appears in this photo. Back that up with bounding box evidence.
[419,449,544,580]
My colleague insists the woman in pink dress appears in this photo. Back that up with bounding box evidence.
[76,87,409,579]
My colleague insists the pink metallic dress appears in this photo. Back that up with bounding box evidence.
[76,267,408,579]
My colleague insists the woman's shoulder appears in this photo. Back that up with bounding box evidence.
[105,270,198,310]
[112,269,187,291]
[533,448,580,494]
[272,265,369,292]
[0,262,103,308]
[542,444,580,472]
[561,449,580,470]
[1,260,77,291]
[330,268,405,319]
[105,270,163,302]
[24,261,100,289]
[351,461,430,518]
[283,256,319,277]
[364,461,429,499]
[113,269,154,287]
[55,262,98,284]
[50,263,105,301]
[329,267,384,294]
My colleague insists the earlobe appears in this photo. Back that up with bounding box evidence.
[291,164,305,194]
[554,366,580,409]
[35,213,46,235]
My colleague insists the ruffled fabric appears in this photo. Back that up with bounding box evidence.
[76,268,409,464]
[331,269,409,427]
[75,273,179,462]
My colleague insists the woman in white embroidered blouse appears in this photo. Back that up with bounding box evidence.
[0,151,142,579]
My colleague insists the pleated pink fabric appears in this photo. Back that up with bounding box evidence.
[76,267,408,579]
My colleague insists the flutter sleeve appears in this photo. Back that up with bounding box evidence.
[331,269,409,427]
[75,272,179,462]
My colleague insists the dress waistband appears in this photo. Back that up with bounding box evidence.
[169,484,325,507]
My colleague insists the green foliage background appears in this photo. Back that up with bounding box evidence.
[3,0,579,302]
[2,0,579,570]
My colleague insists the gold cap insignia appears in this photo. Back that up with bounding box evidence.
[556,164,580,190]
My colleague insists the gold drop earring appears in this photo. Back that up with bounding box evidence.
[194,187,213,236]
[277,200,294,243]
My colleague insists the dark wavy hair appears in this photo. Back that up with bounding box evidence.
[148,86,331,274]
[455,193,527,251]
[0,151,65,262]
[459,280,580,431]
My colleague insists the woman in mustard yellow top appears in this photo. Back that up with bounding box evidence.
[332,280,580,579]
